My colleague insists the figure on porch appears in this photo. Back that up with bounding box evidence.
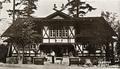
[50,50,55,64]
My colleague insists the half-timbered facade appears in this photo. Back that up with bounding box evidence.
[1,11,117,60]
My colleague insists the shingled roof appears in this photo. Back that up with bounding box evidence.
[1,11,117,43]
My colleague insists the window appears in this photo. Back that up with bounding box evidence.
[56,30,59,37]
[43,39,49,43]
[59,30,62,37]
[43,26,75,43]
[49,30,55,37]
[64,30,68,37]
[49,29,68,38]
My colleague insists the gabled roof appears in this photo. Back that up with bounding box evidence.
[1,11,117,42]
[45,11,72,19]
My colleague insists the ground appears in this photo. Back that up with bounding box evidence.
[0,63,119,69]
[1,57,119,69]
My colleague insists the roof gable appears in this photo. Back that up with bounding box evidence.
[45,11,72,19]
[52,16,64,19]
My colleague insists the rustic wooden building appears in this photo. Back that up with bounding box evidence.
[1,11,117,60]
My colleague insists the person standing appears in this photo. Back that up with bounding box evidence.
[51,50,55,64]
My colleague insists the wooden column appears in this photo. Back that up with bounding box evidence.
[105,42,110,61]
[111,42,115,64]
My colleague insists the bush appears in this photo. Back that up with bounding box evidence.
[90,58,98,65]
[6,57,18,64]
[79,58,86,65]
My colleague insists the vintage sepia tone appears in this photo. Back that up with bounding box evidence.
[0,0,120,69]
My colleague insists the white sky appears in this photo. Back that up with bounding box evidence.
[0,0,120,36]
[32,0,120,17]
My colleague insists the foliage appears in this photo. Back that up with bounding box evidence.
[0,2,2,9]
[3,0,11,3]
[0,0,37,18]
[90,58,98,65]
[13,17,41,63]
[79,58,86,65]
[0,44,8,58]
[101,11,120,31]
[7,57,18,64]
[65,0,96,17]
[1,0,40,45]
[1,0,39,63]
[6,0,38,17]
[86,44,96,54]
[19,0,37,17]
[15,18,41,46]
[101,11,120,59]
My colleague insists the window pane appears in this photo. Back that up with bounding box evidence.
[49,30,55,38]
[56,39,62,43]
[49,30,52,37]
[56,30,59,37]
[50,39,55,43]
[49,29,69,38]
[71,39,75,43]
[62,39,68,43]
[43,39,49,43]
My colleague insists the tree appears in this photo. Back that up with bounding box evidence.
[7,0,38,18]
[65,0,96,17]
[13,17,41,64]
[0,2,2,9]
[1,0,39,64]
[101,11,120,63]
[3,0,11,3]
[101,11,120,31]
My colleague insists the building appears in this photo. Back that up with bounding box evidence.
[1,11,117,62]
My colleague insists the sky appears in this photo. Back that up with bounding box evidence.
[0,0,120,36]
[33,0,120,17]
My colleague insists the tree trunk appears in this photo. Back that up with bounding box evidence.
[111,42,115,64]
[22,46,25,64]
[18,51,22,64]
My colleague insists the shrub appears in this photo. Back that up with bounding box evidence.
[79,58,86,65]
[7,57,18,64]
[90,58,98,65]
